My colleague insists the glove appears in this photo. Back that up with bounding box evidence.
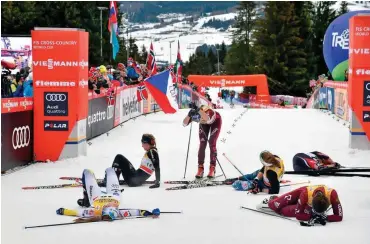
[308,215,327,226]
[333,162,342,169]
[56,208,65,215]
[149,182,160,189]
[188,108,198,117]
[151,208,160,218]
[249,179,260,194]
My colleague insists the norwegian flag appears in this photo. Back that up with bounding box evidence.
[106,87,116,106]
[168,64,176,83]
[146,42,157,76]
[174,41,183,83]
[136,82,149,102]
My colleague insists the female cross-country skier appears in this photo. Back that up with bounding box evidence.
[111,134,161,189]
[258,184,343,226]
[56,167,160,222]
[292,151,341,171]
[183,103,222,179]
[230,150,285,194]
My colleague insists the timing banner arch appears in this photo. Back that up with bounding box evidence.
[187,74,270,103]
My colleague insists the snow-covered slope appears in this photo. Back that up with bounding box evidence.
[2,109,370,243]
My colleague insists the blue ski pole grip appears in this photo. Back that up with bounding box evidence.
[152,208,160,216]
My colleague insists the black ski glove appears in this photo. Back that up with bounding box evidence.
[188,108,198,117]
[149,181,160,189]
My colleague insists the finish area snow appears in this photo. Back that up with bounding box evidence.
[2,108,370,244]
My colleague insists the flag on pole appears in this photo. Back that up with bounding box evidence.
[146,42,157,77]
[108,1,119,60]
[143,70,178,114]
[174,41,183,83]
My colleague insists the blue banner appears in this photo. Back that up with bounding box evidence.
[319,87,328,109]
[326,87,335,113]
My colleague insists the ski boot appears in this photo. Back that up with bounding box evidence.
[195,165,204,179]
[207,164,216,179]
[77,189,90,208]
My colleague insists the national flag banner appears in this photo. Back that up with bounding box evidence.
[108,1,119,60]
[143,70,178,114]
[136,82,149,102]
[174,40,183,83]
[146,42,157,77]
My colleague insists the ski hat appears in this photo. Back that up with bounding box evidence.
[102,207,120,220]
[259,150,273,167]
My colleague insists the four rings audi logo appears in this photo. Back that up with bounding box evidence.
[46,94,67,102]
[12,126,31,150]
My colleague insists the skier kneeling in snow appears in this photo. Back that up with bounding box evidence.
[293,151,341,172]
[111,134,161,189]
[257,185,343,226]
[230,151,285,194]
[56,167,160,222]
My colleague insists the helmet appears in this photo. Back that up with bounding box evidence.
[102,207,120,220]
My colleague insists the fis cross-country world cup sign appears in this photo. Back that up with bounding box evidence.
[323,10,370,81]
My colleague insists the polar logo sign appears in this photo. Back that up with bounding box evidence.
[364,81,370,107]
[44,92,68,116]
[88,111,106,127]
[364,111,370,122]
[44,121,69,131]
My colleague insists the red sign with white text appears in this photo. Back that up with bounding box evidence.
[349,15,370,140]
[32,29,88,161]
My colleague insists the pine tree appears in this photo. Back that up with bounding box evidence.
[338,1,349,15]
[139,44,148,64]
[225,1,257,75]
[312,1,337,77]
[207,48,218,73]
[128,37,139,61]
[253,2,307,95]
[219,41,227,64]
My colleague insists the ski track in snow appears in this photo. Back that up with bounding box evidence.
[2,105,370,244]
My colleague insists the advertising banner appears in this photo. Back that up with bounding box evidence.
[327,87,335,113]
[319,87,328,109]
[119,87,142,123]
[312,89,320,109]
[349,15,370,141]
[32,29,89,161]
[1,110,33,172]
[334,88,349,121]
[1,36,32,70]
[86,96,114,139]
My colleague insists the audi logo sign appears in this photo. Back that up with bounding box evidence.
[44,92,68,116]
[45,94,67,102]
[12,126,31,150]
[364,81,370,107]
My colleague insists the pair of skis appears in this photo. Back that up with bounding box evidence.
[284,167,370,178]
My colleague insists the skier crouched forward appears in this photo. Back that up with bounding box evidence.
[56,167,160,222]
[293,151,341,171]
[231,151,285,194]
[183,103,222,179]
[259,184,343,226]
[112,134,161,189]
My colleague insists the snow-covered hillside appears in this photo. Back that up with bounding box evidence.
[120,1,370,64]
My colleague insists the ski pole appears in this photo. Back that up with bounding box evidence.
[240,206,295,222]
[183,122,193,179]
[119,209,183,214]
[222,153,244,176]
[280,180,310,187]
[199,125,227,179]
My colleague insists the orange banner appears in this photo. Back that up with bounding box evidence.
[349,15,370,141]
[32,29,88,161]
[187,74,269,103]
